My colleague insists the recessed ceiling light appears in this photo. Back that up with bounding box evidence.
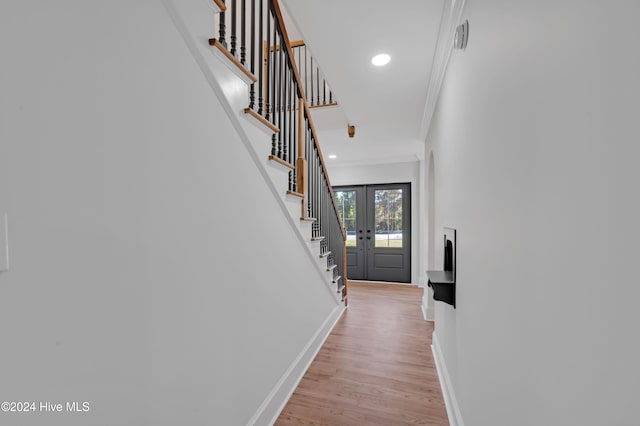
[371,53,391,66]
[328,154,337,159]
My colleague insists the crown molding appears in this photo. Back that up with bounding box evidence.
[419,0,467,142]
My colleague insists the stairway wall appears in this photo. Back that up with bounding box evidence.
[0,1,339,425]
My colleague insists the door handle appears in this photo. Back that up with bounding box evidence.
[366,230,371,240]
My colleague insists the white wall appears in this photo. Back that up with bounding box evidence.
[427,0,640,424]
[0,1,337,425]
[328,161,424,286]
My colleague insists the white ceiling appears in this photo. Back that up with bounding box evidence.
[280,0,446,166]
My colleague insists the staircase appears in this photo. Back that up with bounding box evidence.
[167,0,347,305]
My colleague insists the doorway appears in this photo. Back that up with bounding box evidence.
[334,183,411,283]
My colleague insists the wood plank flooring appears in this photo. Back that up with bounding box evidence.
[275,281,449,426]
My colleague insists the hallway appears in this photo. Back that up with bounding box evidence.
[276,282,448,425]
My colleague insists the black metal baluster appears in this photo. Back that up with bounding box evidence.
[241,0,247,65]
[247,0,255,108]
[230,0,237,56]
[219,1,227,48]
[316,66,320,106]
[314,136,317,228]
[277,31,283,159]
[321,155,325,249]
[329,186,333,268]
[291,96,297,191]
[321,170,324,255]
[288,56,292,164]
[323,174,327,257]
[323,78,326,105]
[288,60,292,164]
[273,29,279,155]
[306,123,312,220]
[270,15,277,156]
[329,89,333,104]
[258,0,264,115]
[309,56,313,106]
[304,120,309,216]
[304,46,308,106]
[311,144,318,230]
[288,88,293,191]
[274,17,279,117]
[308,133,312,217]
[315,144,319,227]
[265,1,271,121]
[283,57,288,163]
[288,63,293,166]
[296,46,301,92]
[296,47,300,97]
[328,211,331,263]
[316,158,319,241]
[323,173,327,256]
[288,89,293,189]
[293,91,297,163]
[336,233,340,279]
[312,139,316,229]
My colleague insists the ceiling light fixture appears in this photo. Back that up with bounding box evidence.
[328,154,337,159]
[371,53,391,66]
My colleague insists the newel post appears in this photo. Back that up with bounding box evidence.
[297,99,307,218]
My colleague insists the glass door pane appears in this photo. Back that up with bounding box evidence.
[334,190,357,247]
[374,188,403,248]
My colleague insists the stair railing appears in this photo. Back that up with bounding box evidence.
[292,43,338,108]
[210,0,347,302]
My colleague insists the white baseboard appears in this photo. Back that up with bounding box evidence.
[248,304,346,426]
[422,296,435,322]
[421,301,434,322]
[431,332,465,426]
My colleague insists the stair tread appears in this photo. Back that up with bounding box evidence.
[245,108,279,133]
[326,264,337,271]
[300,217,317,222]
[311,236,325,242]
[332,275,342,283]
[286,189,303,198]
[208,38,257,84]
[319,251,331,258]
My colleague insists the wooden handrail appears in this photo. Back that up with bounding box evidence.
[213,0,227,12]
[271,0,346,239]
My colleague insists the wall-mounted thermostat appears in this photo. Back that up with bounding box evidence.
[454,20,469,50]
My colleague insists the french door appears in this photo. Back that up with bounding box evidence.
[334,183,411,283]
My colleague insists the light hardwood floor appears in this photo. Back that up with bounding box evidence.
[275,281,449,426]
